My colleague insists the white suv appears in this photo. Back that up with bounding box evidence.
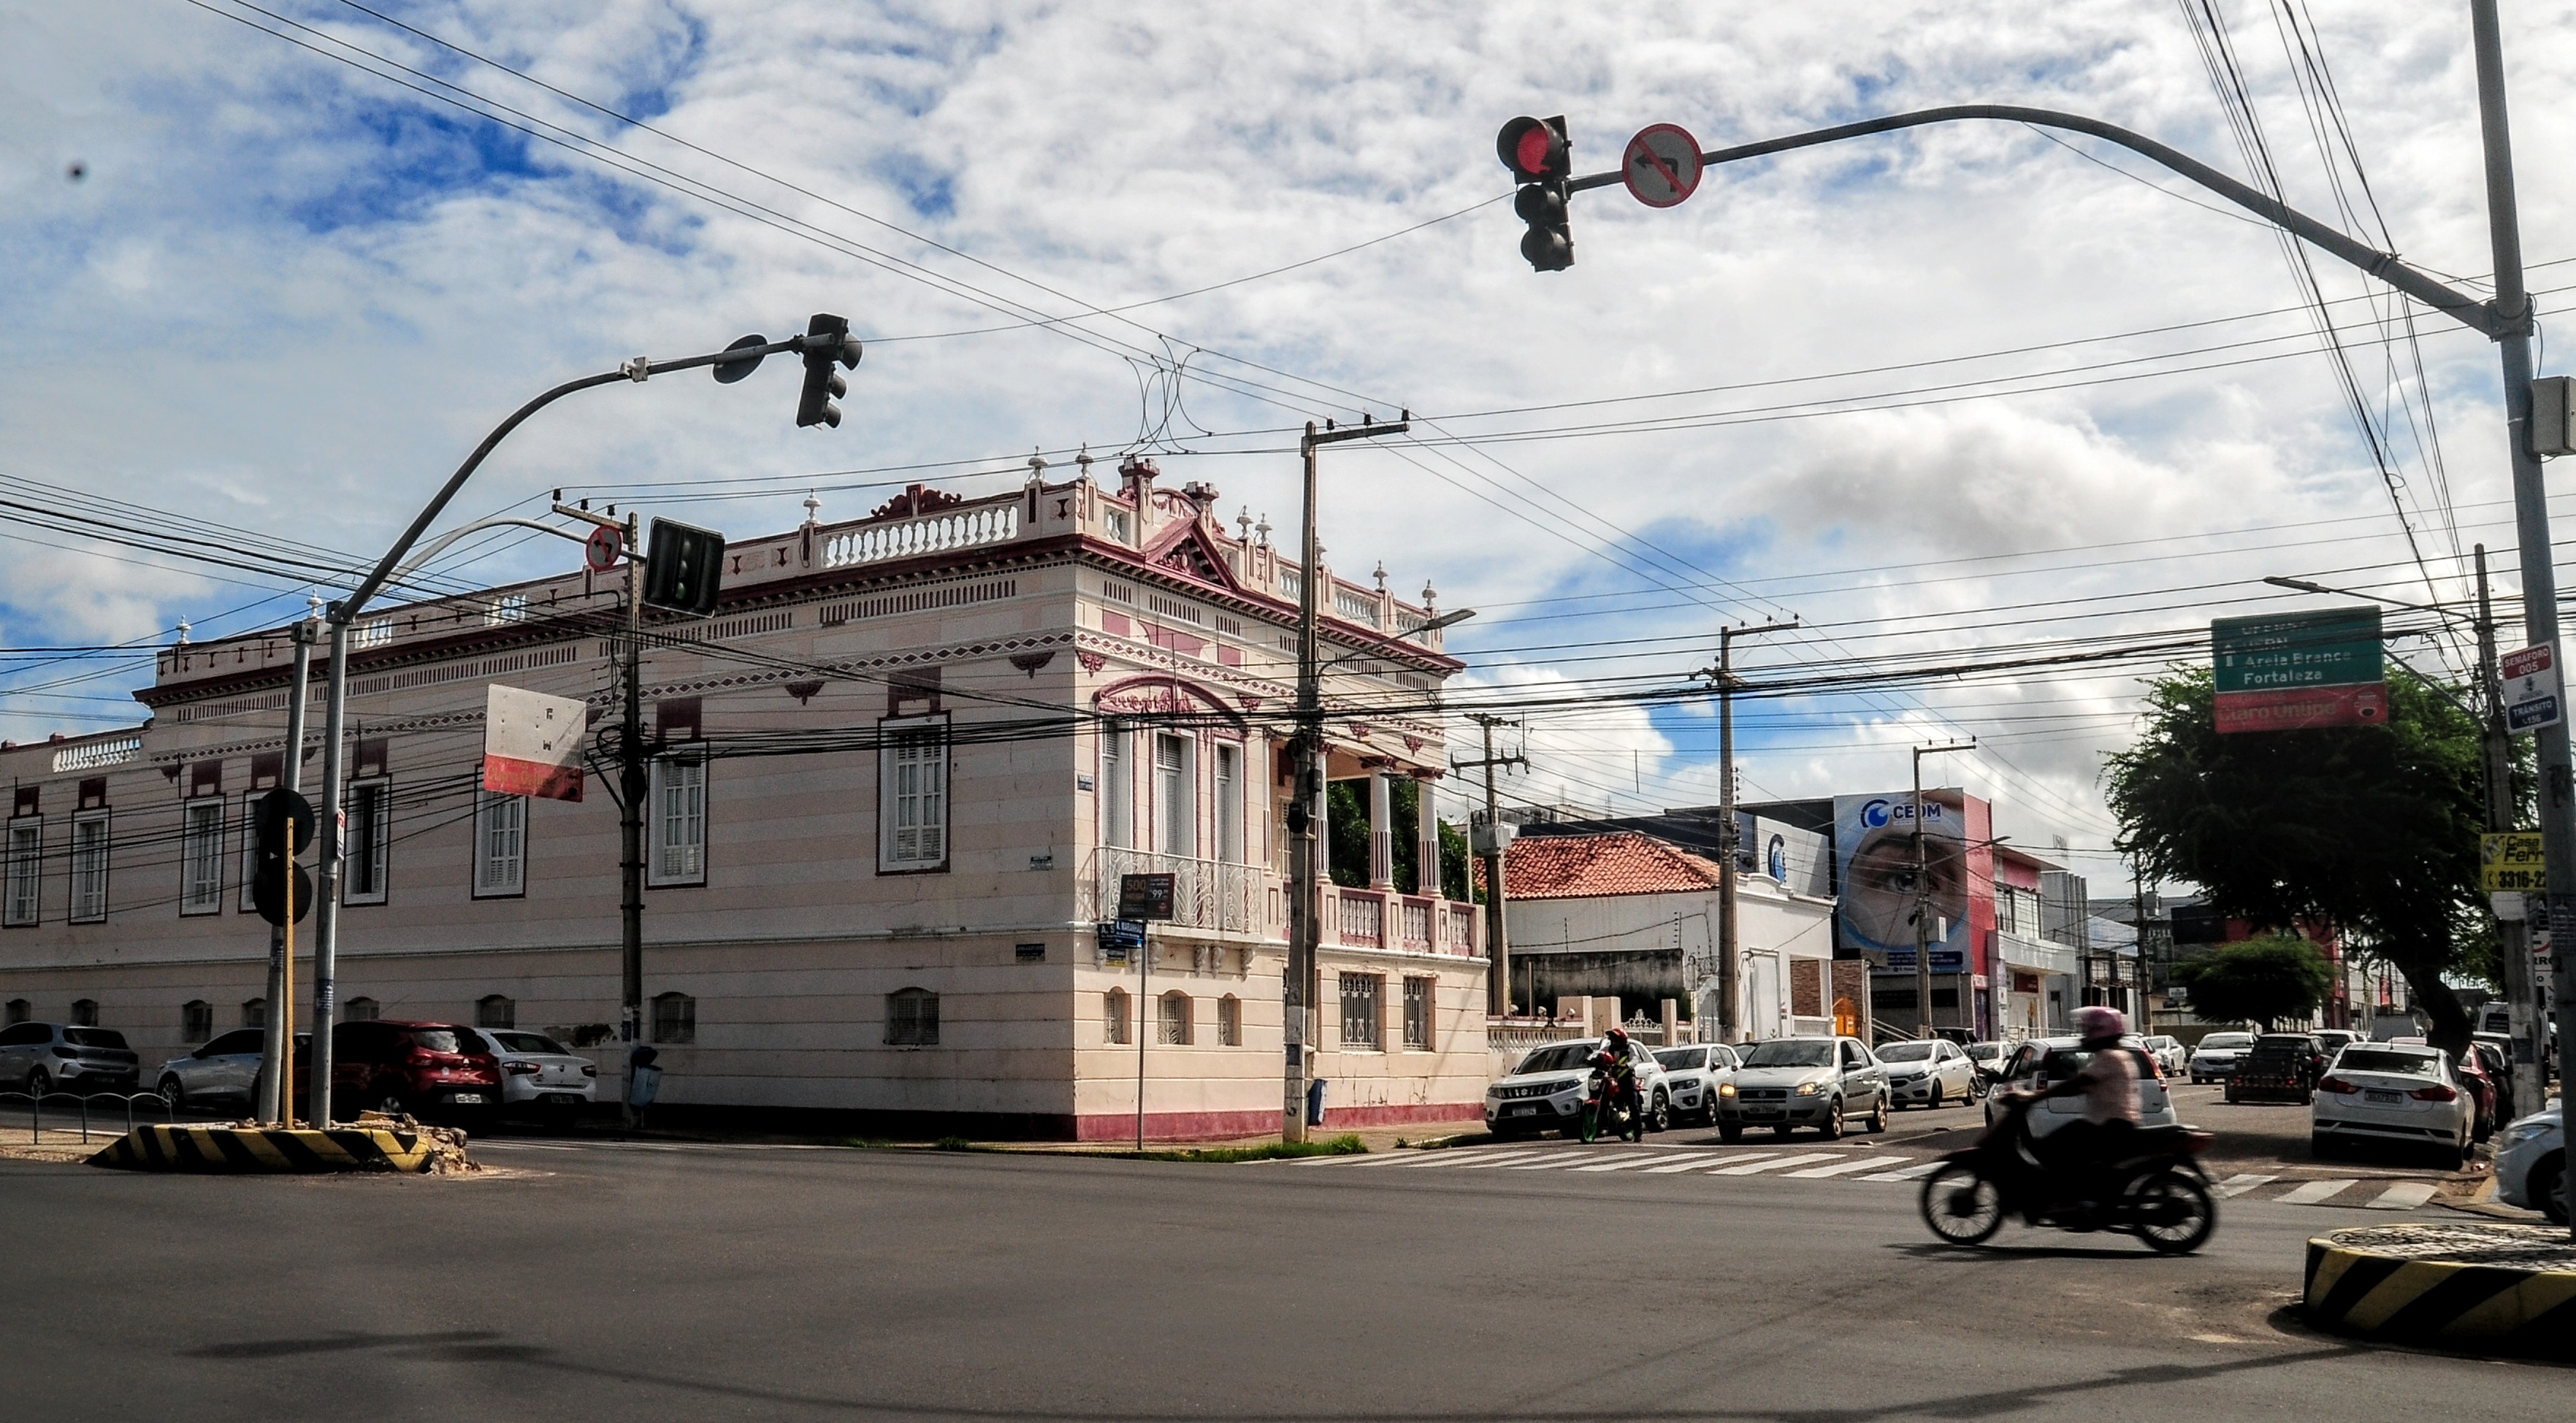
[1484,1038,1671,1139]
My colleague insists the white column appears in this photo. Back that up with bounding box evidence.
[1413,775,1441,897]
[1367,769,1394,891]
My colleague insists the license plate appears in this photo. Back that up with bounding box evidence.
[1510,1105,1536,1116]
[451,1093,488,1104]
[1746,1110,1783,1120]
[2364,1089,2401,1105]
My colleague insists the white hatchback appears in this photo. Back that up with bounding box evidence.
[1651,1043,1740,1127]
[469,1029,599,1119]
[1874,1038,1980,1110]
[2312,1043,2473,1166]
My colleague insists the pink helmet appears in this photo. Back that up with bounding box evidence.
[2072,1005,2125,1041]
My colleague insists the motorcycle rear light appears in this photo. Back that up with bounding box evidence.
[2317,1075,2360,1094]
[2409,1085,2458,1102]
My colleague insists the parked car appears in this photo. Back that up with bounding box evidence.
[2493,1105,2566,1224]
[468,1028,600,1121]
[1650,1043,1738,1127]
[2188,1031,2256,1083]
[0,1021,140,1098]
[326,1019,502,1124]
[156,1029,309,1113]
[1715,1035,1887,1142]
[2313,1029,2364,1056]
[1485,1038,1671,1139]
[1964,1040,2017,1086]
[1980,1037,2177,1140]
[2312,1043,2474,1166]
[2139,1035,2189,1077]
[2227,1034,2325,1104]
[1873,1037,1979,1109]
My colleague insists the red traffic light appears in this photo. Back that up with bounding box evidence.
[1497,115,1568,181]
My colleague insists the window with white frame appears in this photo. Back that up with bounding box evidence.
[4,818,38,927]
[1101,724,1132,848]
[1339,973,1382,1051]
[650,751,708,886]
[1214,742,1243,863]
[1154,733,1194,858]
[473,790,527,897]
[879,717,947,871]
[343,778,391,905]
[69,810,109,923]
[180,799,226,916]
[1158,990,1191,1045]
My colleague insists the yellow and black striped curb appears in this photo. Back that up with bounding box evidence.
[2304,1224,2576,1361]
[85,1123,444,1174]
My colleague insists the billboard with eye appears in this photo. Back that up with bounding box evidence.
[1833,789,1971,970]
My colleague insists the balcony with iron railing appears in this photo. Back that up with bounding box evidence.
[1077,849,1480,959]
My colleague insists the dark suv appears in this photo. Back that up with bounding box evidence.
[0,1021,140,1098]
[326,1020,502,1122]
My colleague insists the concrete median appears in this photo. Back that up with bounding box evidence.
[85,1120,465,1175]
[2304,1222,2576,1362]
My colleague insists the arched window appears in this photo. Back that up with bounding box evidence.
[886,987,939,1046]
[1104,987,1131,1046]
[343,997,379,1022]
[69,998,99,1027]
[1157,990,1192,1046]
[181,1000,212,1043]
[1217,994,1243,1048]
[3,998,26,1026]
[240,997,265,1029]
[651,992,695,1044]
[475,994,514,1029]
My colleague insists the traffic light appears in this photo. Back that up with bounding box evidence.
[252,788,315,928]
[642,517,727,618]
[796,312,863,428]
[1497,115,1573,272]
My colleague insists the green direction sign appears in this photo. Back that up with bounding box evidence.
[2212,607,2384,693]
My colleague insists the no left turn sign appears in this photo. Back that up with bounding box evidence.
[1622,123,1702,208]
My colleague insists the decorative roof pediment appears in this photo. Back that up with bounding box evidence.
[1139,518,1241,594]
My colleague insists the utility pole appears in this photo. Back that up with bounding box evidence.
[1456,714,1525,1016]
[1285,415,1406,1145]
[2473,545,2538,1103]
[619,509,646,1121]
[256,609,316,1124]
[1712,619,1797,1044]
[2130,858,2153,1035]
[1911,740,1974,1039]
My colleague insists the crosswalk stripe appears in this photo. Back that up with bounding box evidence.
[1461,1150,1574,1169]
[2275,1178,2361,1205]
[1571,1153,1675,1173]
[2365,1181,2439,1211]
[1706,1151,1842,1176]
[2211,1173,2278,1198]
[1505,1154,1601,1170]
[1857,1161,1944,1182]
[1639,1154,1726,1174]
[1394,1149,1544,1169]
[1784,1155,1909,1179]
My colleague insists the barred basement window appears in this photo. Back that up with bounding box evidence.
[1158,990,1191,1046]
[476,994,514,1030]
[4,997,27,1025]
[182,1000,212,1043]
[1104,987,1131,1045]
[343,997,379,1023]
[1339,973,1382,1051]
[1217,994,1242,1047]
[886,987,939,1046]
[70,998,98,1027]
[1403,976,1434,1051]
[180,799,225,916]
[651,992,695,1044]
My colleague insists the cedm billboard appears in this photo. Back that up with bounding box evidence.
[1833,790,1971,970]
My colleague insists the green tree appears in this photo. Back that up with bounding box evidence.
[2172,934,2334,1029]
[1323,778,1475,900]
[2104,664,2485,1054]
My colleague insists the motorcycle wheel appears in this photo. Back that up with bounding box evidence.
[2128,1170,2217,1255]
[1919,1162,2004,1246]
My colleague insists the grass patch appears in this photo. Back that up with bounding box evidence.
[1139,1134,1368,1163]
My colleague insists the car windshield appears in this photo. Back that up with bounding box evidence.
[1740,1040,1834,1068]
[64,1029,127,1049]
[409,1029,470,1054]
[2201,1034,2254,1050]
[1513,1043,1597,1075]
[492,1032,567,1055]
[1876,1043,1935,1062]
[1652,1048,1702,1070]
[2336,1049,2438,1077]
[2255,1036,2312,1051]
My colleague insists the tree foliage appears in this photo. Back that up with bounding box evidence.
[2173,933,2334,1030]
[2104,664,2485,1051]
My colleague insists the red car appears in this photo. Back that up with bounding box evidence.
[324,1019,502,1123]
[2450,1043,2499,1143]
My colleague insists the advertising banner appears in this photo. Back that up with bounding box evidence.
[1833,791,1971,967]
[2212,607,2385,734]
[482,683,588,802]
[2481,831,2546,891]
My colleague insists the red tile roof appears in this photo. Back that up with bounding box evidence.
[1490,831,1730,900]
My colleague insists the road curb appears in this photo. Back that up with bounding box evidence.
[86,1122,449,1174]
[2304,1223,2576,1361]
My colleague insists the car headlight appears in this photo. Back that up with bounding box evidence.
[2504,1121,2553,1146]
[1718,1082,1737,1097]
[1795,1081,1822,1097]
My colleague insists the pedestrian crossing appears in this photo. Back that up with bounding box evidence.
[1311,1142,2448,1210]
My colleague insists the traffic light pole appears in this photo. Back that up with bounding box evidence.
[619,512,647,1119]
[256,618,315,1124]
[1454,715,1523,1016]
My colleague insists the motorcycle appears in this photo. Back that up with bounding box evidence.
[1576,1054,1641,1143]
[1916,1093,2218,1254]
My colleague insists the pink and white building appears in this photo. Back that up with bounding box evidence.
[0,458,1488,1140]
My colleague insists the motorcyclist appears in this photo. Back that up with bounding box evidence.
[2002,1006,2139,1209]
[1596,1027,1646,1142]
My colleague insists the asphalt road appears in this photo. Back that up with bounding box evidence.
[4,1130,2554,1422]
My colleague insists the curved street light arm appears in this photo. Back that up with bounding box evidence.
[1567,104,2507,340]
[386,517,602,594]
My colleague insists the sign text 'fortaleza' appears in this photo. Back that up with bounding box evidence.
[2502,643,2562,732]
[482,683,588,802]
[2211,607,2385,734]
[2482,831,2546,891]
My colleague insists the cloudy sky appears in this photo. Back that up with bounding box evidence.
[7,0,2575,887]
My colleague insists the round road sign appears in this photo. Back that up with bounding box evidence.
[584,523,622,573]
[1621,123,1702,208]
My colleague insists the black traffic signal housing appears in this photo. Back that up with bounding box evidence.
[642,518,727,618]
[252,787,315,927]
[796,312,863,428]
[1497,115,1572,272]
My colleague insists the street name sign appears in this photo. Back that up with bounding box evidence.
[2211,607,2385,734]
[2502,643,2562,732]
[2482,831,2547,891]
[1621,123,1702,208]
[1095,918,1146,965]
[483,683,588,801]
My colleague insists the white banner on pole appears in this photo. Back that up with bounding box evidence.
[483,683,588,802]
